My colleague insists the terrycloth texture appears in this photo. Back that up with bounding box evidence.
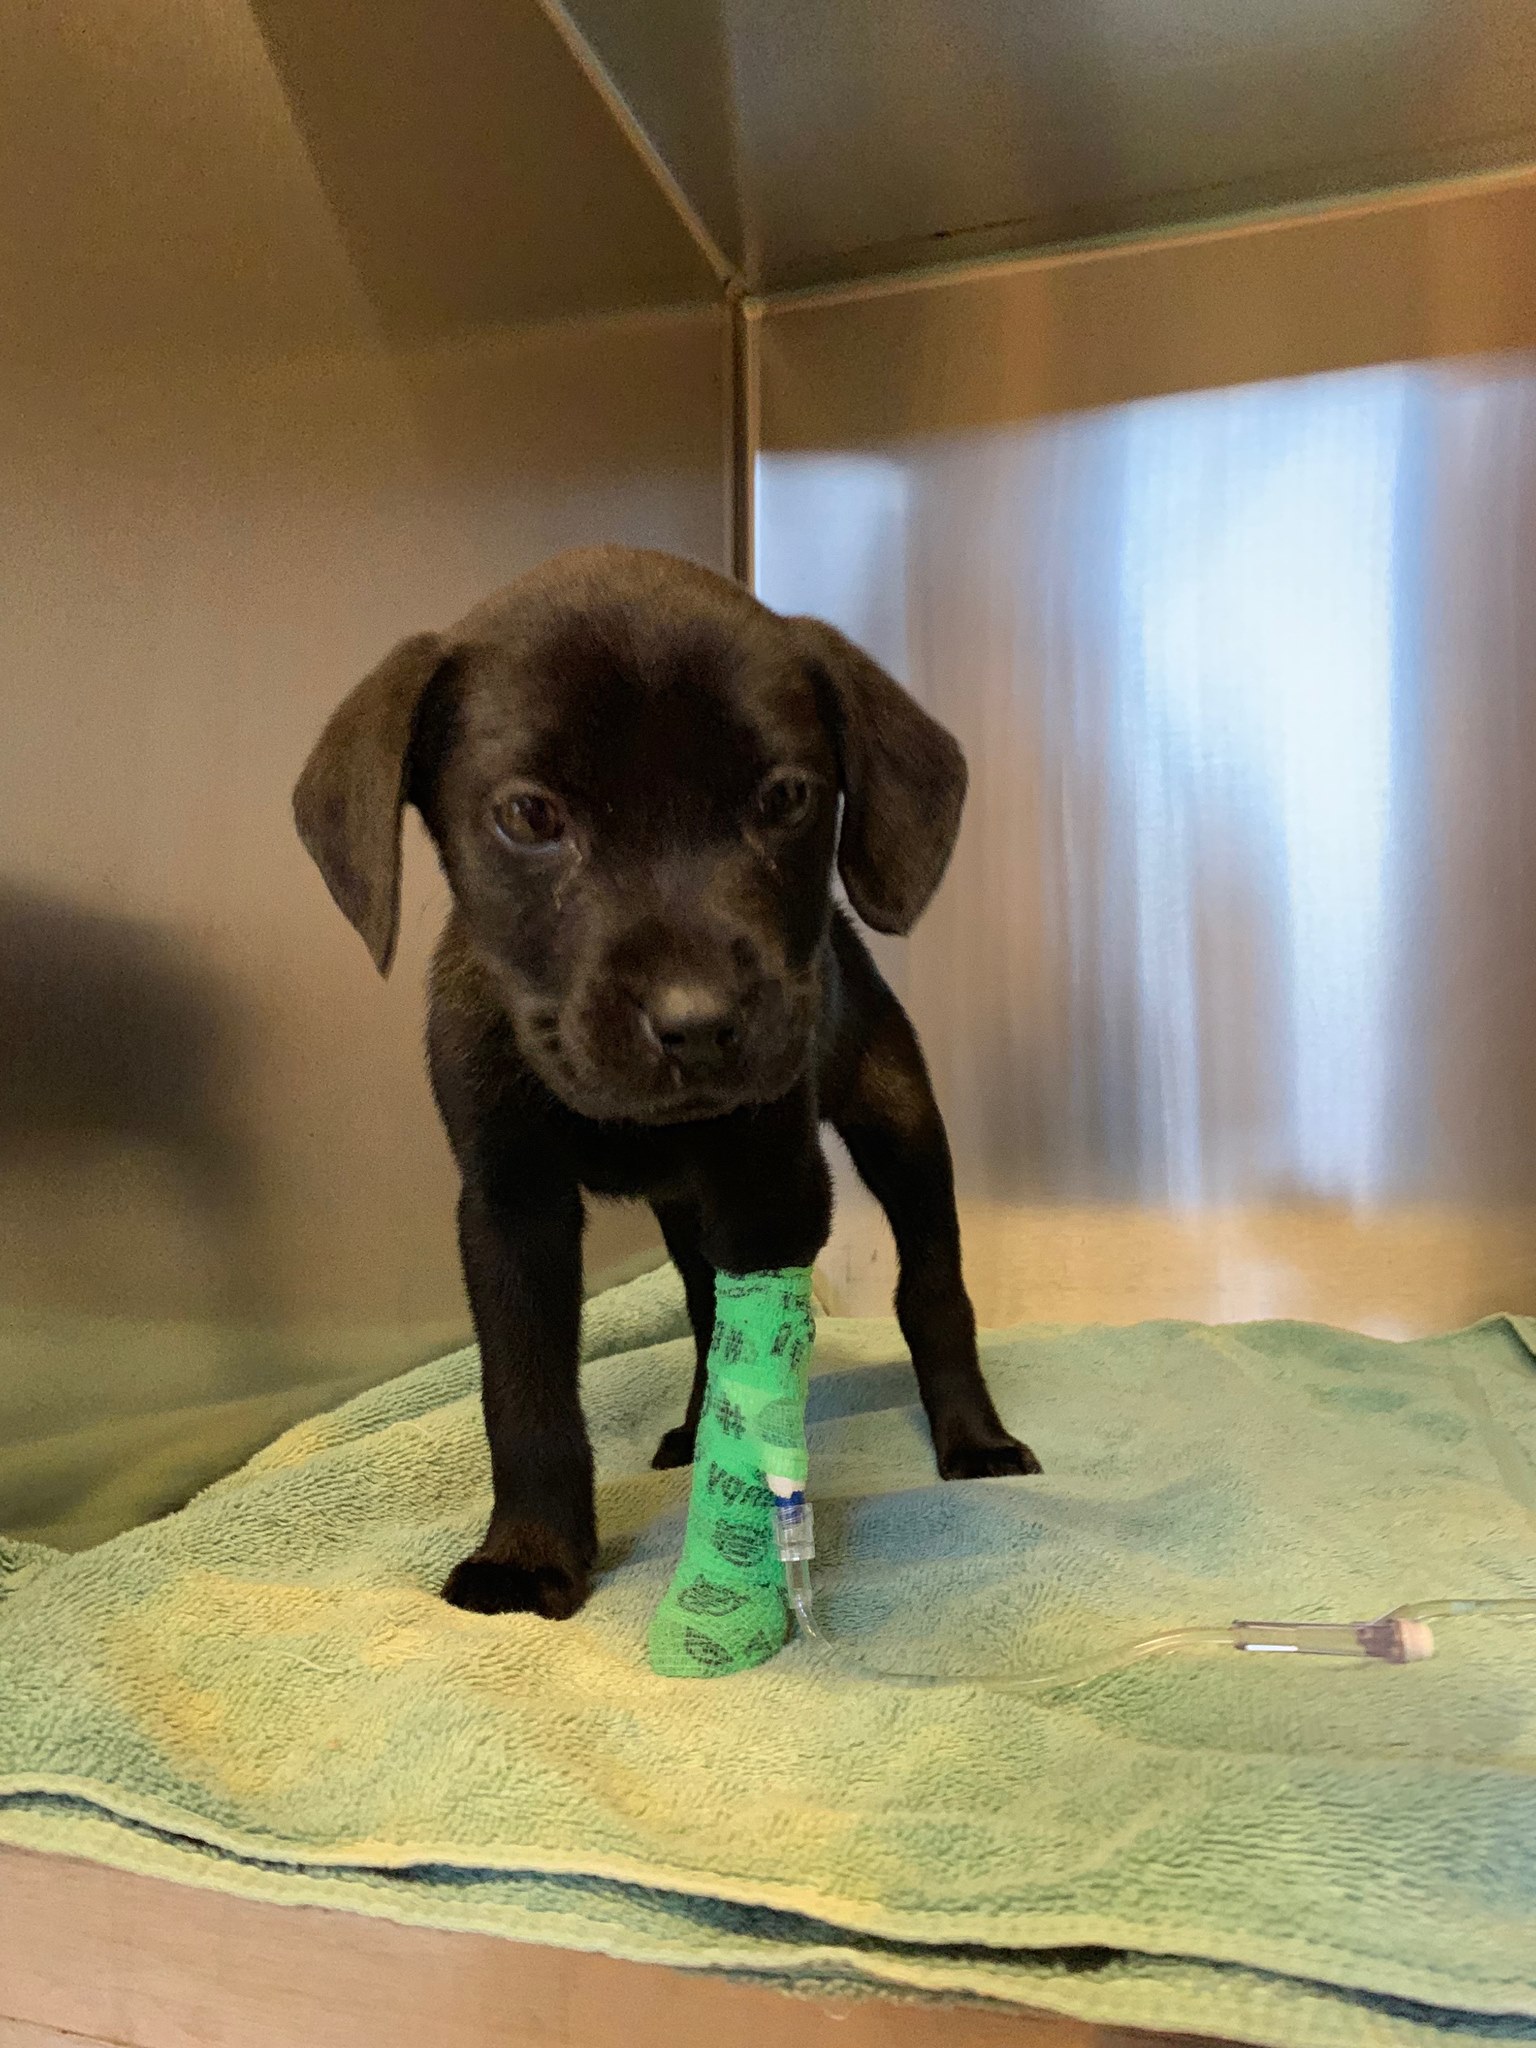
[3,1267,1536,2048]
[649,1266,816,1677]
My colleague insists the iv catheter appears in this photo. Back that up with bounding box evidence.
[771,1494,1536,1693]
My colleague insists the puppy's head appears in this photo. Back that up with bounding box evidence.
[293,548,965,1124]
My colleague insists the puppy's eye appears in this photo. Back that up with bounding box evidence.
[492,790,566,849]
[756,773,813,830]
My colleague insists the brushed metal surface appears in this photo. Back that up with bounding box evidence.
[557,0,1536,290]
[755,173,1536,448]
[1,0,724,1541]
[247,0,719,337]
[0,2,718,383]
[754,187,1536,1332]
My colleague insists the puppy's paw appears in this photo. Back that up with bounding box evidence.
[937,1434,1043,1481]
[442,1526,590,1619]
[651,1423,698,1470]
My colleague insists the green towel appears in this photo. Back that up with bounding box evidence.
[3,1264,1535,2048]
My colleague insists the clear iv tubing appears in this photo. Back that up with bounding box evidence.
[769,1497,1536,1693]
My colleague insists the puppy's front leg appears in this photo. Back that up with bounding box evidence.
[830,992,1041,1481]
[442,1174,595,1619]
[692,1083,834,1280]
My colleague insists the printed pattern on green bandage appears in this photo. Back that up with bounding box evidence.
[647,1265,815,1679]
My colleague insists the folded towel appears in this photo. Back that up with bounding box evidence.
[3,1265,1535,2048]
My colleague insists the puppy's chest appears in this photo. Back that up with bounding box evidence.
[554,1121,699,1205]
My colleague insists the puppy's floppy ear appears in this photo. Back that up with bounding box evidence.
[292,632,448,975]
[796,618,967,935]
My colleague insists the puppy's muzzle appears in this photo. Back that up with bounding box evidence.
[636,981,745,1084]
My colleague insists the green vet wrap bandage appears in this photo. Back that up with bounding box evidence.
[648,1265,815,1679]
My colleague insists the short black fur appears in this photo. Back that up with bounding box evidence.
[294,547,1038,1619]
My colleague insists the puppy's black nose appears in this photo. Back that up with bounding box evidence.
[639,984,741,1078]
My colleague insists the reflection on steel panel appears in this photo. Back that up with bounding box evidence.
[757,353,1536,1327]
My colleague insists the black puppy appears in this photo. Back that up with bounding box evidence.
[294,548,1037,1620]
